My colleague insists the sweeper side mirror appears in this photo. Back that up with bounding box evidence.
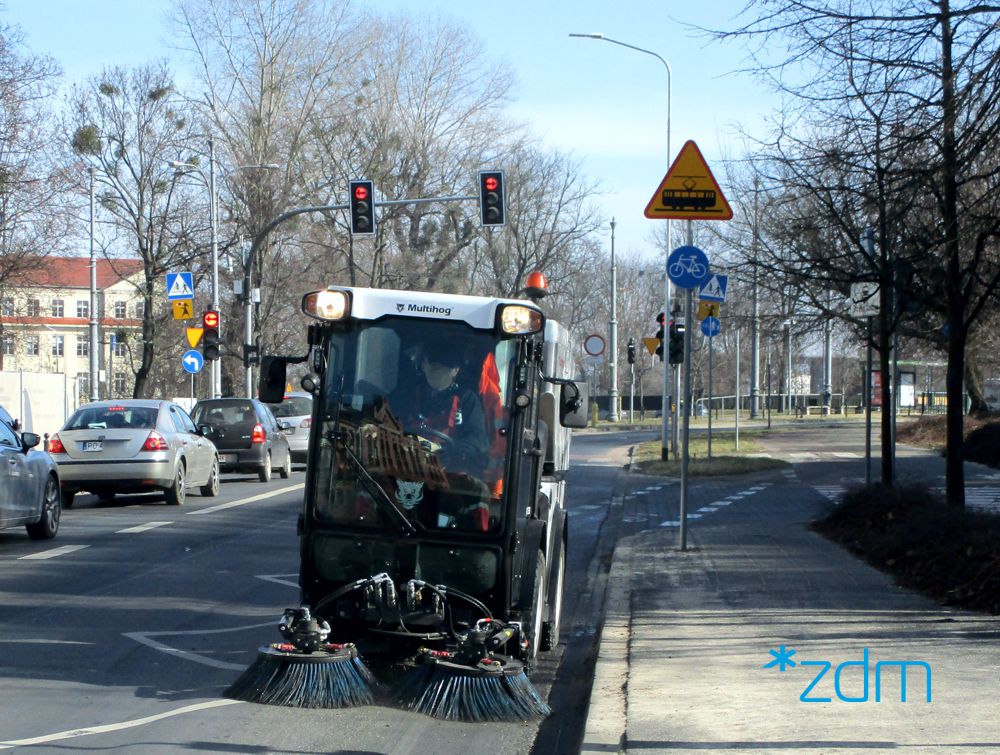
[259,356,287,403]
[559,381,588,428]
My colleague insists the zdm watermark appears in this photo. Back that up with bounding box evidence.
[764,646,932,703]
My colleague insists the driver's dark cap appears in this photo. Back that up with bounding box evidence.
[421,342,464,368]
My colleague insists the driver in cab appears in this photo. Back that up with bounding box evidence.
[392,342,489,477]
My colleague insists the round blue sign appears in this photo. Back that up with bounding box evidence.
[182,349,204,374]
[667,245,710,289]
[701,316,721,338]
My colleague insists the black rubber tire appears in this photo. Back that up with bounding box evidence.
[279,449,291,479]
[97,491,115,503]
[529,551,546,664]
[540,538,566,652]
[200,457,220,497]
[164,462,186,505]
[26,476,60,540]
[258,452,272,483]
[62,490,75,509]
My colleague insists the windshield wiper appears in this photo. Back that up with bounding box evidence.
[328,431,416,536]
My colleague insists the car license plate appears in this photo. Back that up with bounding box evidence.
[220,454,236,464]
[83,441,103,452]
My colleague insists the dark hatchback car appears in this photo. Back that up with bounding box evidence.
[190,398,291,482]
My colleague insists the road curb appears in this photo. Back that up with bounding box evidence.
[579,532,632,753]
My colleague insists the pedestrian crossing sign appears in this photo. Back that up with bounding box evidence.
[699,274,728,302]
[166,271,194,300]
[172,300,194,320]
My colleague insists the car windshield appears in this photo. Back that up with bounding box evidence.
[191,402,256,425]
[65,405,158,430]
[311,317,519,535]
[269,396,312,417]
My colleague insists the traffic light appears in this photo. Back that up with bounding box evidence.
[242,342,259,368]
[202,311,220,361]
[479,170,505,226]
[349,180,375,235]
[627,337,636,365]
[654,312,665,362]
[668,319,685,365]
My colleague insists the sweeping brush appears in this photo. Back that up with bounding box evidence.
[224,606,375,708]
[394,649,551,722]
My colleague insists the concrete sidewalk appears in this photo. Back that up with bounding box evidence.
[580,469,1000,753]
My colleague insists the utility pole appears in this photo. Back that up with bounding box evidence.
[609,218,619,421]
[88,167,99,401]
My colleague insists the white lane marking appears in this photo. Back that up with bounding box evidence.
[186,482,304,515]
[124,620,276,671]
[18,545,89,561]
[660,520,680,527]
[697,507,717,513]
[832,452,860,458]
[714,501,732,507]
[116,521,172,534]
[256,573,299,588]
[0,699,243,749]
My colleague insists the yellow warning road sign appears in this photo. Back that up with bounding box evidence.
[644,140,733,221]
[642,337,660,355]
[697,301,720,320]
[173,300,194,320]
[185,327,204,348]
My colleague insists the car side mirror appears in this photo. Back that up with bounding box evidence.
[21,431,40,450]
[197,424,214,437]
[278,420,292,431]
[559,381,589,429]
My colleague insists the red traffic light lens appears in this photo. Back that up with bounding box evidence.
[203,311,219,328]
[484,176,498,191]
[354,185,368,201]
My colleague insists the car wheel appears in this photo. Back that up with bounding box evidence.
[528,551,546,666]
[279,449,292,479]
[165,462,186,505]
[26,475,60,540]
[62,490,75,509]
[259,451,272,483]
[200,457,220,497]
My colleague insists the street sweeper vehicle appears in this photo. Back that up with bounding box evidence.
[226,276,588,721]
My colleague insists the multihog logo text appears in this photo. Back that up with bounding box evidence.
[764,646,932,703]
[398,303,452,317]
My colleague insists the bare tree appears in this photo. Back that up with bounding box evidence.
[68,63,200,397]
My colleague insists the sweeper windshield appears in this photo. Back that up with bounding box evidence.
[310,317,519,538]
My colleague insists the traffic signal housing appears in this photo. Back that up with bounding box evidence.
[349,180,375,235]
[654,312,665,362]
[479,170,505,226]
[202,311,221,361]
[668,319,685,365]
[627,337,636,365]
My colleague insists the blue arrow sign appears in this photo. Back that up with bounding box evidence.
[701,316,721,338]
[166,272,194,301]
[182,349,204,374]
[699,274,729,302]
[667,245,710,289]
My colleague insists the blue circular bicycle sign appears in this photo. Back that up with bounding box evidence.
[667,245,710,289]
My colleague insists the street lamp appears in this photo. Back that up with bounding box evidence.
[170,140,278,398]
[88,167,99,401]
[609,217,619,422]
[569,32,673,456]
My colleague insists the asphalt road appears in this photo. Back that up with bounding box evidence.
[0,432,637,754]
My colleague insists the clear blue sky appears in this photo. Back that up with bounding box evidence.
[5,0,771,258]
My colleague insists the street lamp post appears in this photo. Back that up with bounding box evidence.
[170,143,278,399]
[609,217,619,422]
[88,167,99,401]
[569,32,673,456]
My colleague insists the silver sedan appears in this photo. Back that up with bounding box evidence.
[0,418,61,539]
[49,400,219,507]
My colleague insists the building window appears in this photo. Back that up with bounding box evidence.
[113,372,127,396]
[113,332,126,357]
[26,299,39,318]
[2,334,13,355]
[1,298,13,317]
[135,300,145,319]
[114,301,127,319]
[26,336,39,356]
[51,299,64,318]
[76,337,89,357]
[77,300,89,318]
[51,335,64,356]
